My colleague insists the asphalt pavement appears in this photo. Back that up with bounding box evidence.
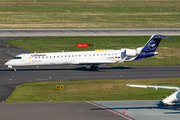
[0,102,130,120]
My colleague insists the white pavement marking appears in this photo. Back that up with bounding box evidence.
[86,101,133,120]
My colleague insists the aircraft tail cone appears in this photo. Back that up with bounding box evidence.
[123,108,126,114]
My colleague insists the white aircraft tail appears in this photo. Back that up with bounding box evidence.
[162,91,178,105]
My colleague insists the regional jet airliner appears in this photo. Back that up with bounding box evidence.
[5,35,172,71]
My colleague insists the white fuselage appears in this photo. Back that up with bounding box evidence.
[5,49,137,68]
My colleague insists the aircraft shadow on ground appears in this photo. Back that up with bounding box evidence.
[0,66,133,72]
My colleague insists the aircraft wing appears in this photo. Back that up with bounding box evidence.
[79,61,116,65]
[126,84,180,91]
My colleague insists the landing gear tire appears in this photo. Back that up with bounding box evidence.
[90,66,94,71]
[95,67,99,71]
[90,66,99,71]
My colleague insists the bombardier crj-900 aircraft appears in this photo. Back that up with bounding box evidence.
[5,35,172,71]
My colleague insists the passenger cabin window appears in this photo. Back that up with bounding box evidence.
[75,55,77,57]
[13,57,22,59]
[54,56,55,58]
[50,56,51,58]
[79,55,81,57]
[97,54,99,56]
[72,55,74,57]
[108,54,110,56]
[57,56,59,58]
[46,56,48,58]
[61,55,63,58]
[115,53,117,55]
[93,54,95,56]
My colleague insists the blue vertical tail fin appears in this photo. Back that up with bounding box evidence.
[141,34,173,53]
[134,34,173,61]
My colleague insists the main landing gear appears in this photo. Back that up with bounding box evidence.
[90,66,99,71]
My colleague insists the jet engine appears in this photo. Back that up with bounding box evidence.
[125,49,137,56]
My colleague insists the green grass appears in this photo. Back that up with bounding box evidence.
[0,0,180,28]
[5,78,180,103]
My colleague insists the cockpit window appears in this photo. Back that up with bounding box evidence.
[13,57,22,59]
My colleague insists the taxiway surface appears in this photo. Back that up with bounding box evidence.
[0,102,130,120]
[1,100,180,120]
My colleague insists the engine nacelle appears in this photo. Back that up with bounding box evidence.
[125,49,137,56]
[136,47,142,54]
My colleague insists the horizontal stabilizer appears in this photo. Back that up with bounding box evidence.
[153,36,173,39]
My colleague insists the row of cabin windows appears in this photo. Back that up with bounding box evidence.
[34,53,118,59]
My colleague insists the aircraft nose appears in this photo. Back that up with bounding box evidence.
[5,61,13,68]
[5,60,11,66]
[5,61,9,65]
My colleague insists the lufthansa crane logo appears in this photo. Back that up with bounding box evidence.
[148,41,156,50]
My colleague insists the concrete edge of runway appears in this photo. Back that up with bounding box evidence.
[0,28,180,37]
[1,28,180,30]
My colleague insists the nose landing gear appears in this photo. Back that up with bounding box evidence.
[13,67,16,72]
